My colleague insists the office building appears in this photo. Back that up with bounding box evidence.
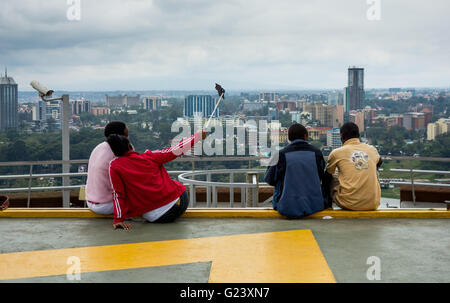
[184,95,218,118]
[0,68,18,131]
[143,96,162,111]
[403,112,425,131]
[259,92,278,103]
[327,128,342,150]
[345,67,365,111]
[349,110,365,132]
[427,118,450,140]
[91,107,110,116]
[70,98,91,115]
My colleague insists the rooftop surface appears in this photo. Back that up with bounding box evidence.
[1,210,449,283]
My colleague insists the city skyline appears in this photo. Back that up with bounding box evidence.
[1,0,449,91]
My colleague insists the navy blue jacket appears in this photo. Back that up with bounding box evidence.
[264,139,331,218]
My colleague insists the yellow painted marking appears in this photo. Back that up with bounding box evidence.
[0,230,335,283]
[0,208,449,219]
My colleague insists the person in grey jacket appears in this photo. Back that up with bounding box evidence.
[264,123,331,218]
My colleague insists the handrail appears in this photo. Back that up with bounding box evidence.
[0,156,448,208]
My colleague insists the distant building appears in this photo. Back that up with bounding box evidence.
[70,99,91,115]
[106,94,141,108]
[306,126,332,141]
[0,68,18,131]
[18,105,33,122]
[327,91,343,106]
[427,118,450,140]
[32,101,47,121]
[349,110,365,132]
[327,128,342,150]
[243,101,265,112]
[143,96,162,111]
[345,67,365,112]
[403,112,425,130]
[276,101,296,112]
[91,107,110,116]
[270,127,288,144]
[184,95,218,118]
[259,92,278,103]
[268,107,278,121]
[303,103,343,127]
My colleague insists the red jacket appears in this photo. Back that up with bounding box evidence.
[109,132,201,223]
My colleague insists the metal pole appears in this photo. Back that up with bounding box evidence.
[62,94,71,208]
[27,164,33,208]
[410,160,416,206]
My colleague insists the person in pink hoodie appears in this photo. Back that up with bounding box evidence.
[85,121,129,215]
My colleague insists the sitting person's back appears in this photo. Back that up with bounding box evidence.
[108,131,204,228]
[264,123,330,218]
[326,122,382,210]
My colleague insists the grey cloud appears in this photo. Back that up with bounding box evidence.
[0,0,449,90]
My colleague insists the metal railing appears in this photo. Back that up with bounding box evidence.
[0,157,266,207]
[178,169,268,208]
[0,156,448,208]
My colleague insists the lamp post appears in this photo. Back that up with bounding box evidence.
[30,81,71,207]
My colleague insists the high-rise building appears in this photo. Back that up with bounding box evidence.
[403,112,425,131]
[303,102,343,127]
[70,98,91,115]
[427,118,450,140]
[327,128,342,150]
[349,110,365,132]
[259,92,278,103]
[345,67,365,112]
[184,95,218,118]
[32,101,47,121]
[143,96,162,111]
[0,68,18,131]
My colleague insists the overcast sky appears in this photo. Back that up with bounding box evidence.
[1,0,449,91]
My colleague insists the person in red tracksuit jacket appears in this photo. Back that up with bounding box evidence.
[107,130,206,230]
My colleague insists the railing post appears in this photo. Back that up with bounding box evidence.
[62,94,71,208]
[240,186,246,207]
[189,184,195,208]
[245,172,258,207]
[27,164,33,208]
[212,186,217,208]
[410,160,416,206]
[229,172,234,208]
[206,173,211,207]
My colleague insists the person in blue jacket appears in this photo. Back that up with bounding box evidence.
[264,123,331,218]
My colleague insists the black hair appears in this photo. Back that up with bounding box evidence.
[288,123,308,141]
[340,122,360,142]
[104,121,127,138]
[107,134,131,157]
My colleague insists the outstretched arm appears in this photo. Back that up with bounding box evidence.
[145,131,206,165]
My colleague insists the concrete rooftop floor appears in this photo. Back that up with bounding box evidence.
[0,217,449,283]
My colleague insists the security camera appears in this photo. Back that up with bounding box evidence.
[30,80,54,98]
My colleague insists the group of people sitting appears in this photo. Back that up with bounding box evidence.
[265,122,382,218]
[85,120,382,229]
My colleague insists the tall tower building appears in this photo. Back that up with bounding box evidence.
[184,95,218,118]
[0,68,18,131]
[345,67,365,112]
